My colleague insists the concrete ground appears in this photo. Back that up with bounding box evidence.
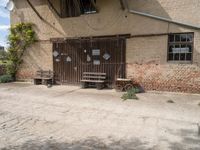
[0,82,200,150]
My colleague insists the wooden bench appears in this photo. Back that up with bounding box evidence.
[33,70,54,86]
[80,72,107,89]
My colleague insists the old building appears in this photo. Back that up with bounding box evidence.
[11,0,200,93]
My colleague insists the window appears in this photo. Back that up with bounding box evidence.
[168,33,193,62]
[49,0,97,18]
[80,0,97,14]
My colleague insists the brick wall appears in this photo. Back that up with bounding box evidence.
[126,34,200,93]
[127,64,200,93]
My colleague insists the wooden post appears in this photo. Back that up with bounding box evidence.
[91,0,98,11]
[119,0,125,10]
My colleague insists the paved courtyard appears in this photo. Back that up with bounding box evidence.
[0,82,200,150]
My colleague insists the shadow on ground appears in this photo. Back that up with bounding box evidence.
[168,128,200,150]
[1,130,200,150]
[1,137,150,150]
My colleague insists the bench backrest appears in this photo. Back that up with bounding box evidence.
[82,72,106,80]
[36,70,54,78]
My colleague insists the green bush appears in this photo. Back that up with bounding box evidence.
[7,23,37,79]
[0,75,13,83]
[121,87,139,101]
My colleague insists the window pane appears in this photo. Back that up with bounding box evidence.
[174,53,180,60]
[80,0,97,14]
[180,53,186,61]
[188,45,192,52]
[173,44,180,53]
[186,53,192,61]
[187,34,193,42]
[168,53,173,60]
[175,34,180,42]
[169,35,174,42]
[169,45,174,53]
[180,44,189,53]
[180,34,187,42]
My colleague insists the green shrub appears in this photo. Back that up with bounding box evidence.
[7,23,37,79]
[0,75,13,83]
[121,87,139,101]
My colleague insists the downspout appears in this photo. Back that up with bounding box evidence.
[26,0,44,21]
[123,0,200,30]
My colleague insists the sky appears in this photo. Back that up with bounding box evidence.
[0,0,10,48]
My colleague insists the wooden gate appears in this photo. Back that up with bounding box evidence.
[53,36,126,85]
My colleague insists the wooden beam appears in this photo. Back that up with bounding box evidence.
[50,34,131,42]
[90,0,98,11]
[119,0,125,10]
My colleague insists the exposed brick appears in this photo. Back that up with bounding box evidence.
[127,63,200,93]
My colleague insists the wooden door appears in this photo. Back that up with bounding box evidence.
[53,36,126,85]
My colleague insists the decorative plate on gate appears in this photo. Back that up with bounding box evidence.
[93,60,100,65]
[103,53,111,60]
[92,49,100,56]
[53,51,59,57]
[55,58,60,62]
[87,54,91,62]
[66,56,72,62]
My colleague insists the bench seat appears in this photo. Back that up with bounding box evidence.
[80,72,107,89]
[33,70,54,86]
[80,80,105,83]
[34,77,52,80]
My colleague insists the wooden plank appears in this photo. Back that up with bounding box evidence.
[116,78,131,81]
[83,72,106,76]
[82,76,106,79]
[80,80,105,83]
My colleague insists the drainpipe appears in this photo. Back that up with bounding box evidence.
[26,0,44,21]
[123,0,200,30]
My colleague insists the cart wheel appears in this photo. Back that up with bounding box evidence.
[115,84,124,92]
[124,84,133,91]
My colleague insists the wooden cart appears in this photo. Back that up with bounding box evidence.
[115,78,134,92]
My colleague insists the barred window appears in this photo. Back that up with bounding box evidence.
[80,0,97,14]
[168,33,193,62]
[48,0,97,18]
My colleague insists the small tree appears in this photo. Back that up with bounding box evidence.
[7,23,37,79]
[0,50,7,62]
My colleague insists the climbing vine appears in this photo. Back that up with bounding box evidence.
[7,22,37,79]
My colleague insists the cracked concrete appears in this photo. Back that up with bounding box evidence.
[0,82,200,150]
